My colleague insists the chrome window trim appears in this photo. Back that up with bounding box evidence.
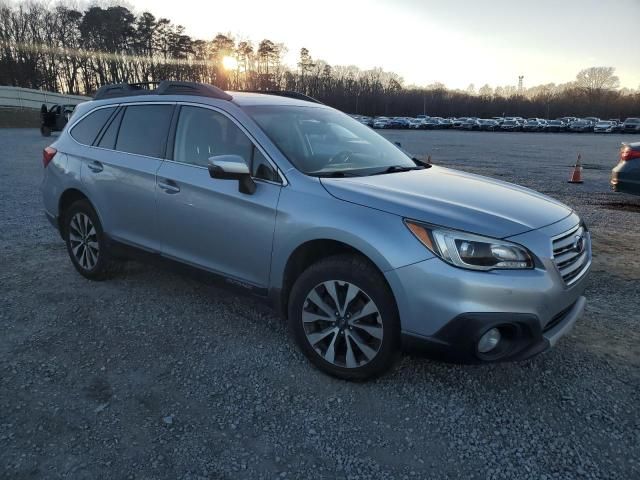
[68,100,288,185]
[68,102,176,162]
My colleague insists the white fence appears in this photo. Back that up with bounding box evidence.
[0,86,90,110]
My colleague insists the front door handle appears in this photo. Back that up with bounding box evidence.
[87,161,103,173]
[158,179,180,194]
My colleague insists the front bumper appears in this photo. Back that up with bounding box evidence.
[385,214,590,362]
[401,296,585,362]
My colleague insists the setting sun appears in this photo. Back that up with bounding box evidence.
[222,55,238,70]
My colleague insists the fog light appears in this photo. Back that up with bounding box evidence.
[478,328,501,353]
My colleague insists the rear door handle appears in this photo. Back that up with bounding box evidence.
[87,161,103,173]
[158,179,180,193]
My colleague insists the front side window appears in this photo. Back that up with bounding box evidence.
[70,107,115,145]
[245,105,418,176]
[173,106,279,182]
[116,105,173,158]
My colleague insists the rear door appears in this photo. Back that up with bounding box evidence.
[155,104,283,287]
[80,103,175,251]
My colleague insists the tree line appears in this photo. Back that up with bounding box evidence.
[1,2,638,119]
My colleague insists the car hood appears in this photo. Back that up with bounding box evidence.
[320,166,572,238]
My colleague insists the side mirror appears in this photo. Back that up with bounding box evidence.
[208,155,256,195]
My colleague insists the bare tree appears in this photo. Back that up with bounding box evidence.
[575,67,620,98]
[0,2,637,118]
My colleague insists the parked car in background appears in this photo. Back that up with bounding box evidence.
[622,118,640,133]
[477,119,499,131]
[569,120,593,133]
[423,118,442,129]
[558,117,578,125]
[452,118,469,128]
[40,103,76,136]
[461,119,480,130]
[584,117,600,126]
[438,118,453,129]
[408,119,425,129]
[41,81,591,379]
[544,120,566,132]
[523,120,542,132]
[611,142,640,195]
[359,116,374,127]
[500,120,522,131]
[373,117,390,129]
[388,117,411,129]
[594,121,617,133]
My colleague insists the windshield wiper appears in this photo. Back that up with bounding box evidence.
[412,157,432,168]
[369,165,422,176]
[311,170,361,178]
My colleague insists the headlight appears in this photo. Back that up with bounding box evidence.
[405,220,534,271]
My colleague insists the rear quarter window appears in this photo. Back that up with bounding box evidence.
[70,107,116,145]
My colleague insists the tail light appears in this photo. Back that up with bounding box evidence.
[43,146,57,168]
[620,145,640,162]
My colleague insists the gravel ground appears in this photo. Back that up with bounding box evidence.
[1,128,639,480]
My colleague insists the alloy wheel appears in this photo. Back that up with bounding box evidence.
[302,280,383,368]
[68,212,99,270]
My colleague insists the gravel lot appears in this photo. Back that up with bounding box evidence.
[1,128,639,480]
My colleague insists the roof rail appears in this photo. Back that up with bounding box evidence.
[156,81,232,100]
[94,82,157,100]
[93,81,233,101]
[248,90,323,104]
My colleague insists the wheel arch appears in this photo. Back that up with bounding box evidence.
[275,238,393,319]
[57,188,102,235]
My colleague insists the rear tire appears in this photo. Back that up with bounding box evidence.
[288,254,400,380]
[63,200,116,280]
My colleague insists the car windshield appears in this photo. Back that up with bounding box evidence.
[245,105,419,176]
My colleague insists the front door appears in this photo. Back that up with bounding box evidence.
[155,105,283,287]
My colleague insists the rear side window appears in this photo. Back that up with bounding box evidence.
[116,105,174,157]
[70,107,115,145]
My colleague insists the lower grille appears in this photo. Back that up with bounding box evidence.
[552,224,590,285]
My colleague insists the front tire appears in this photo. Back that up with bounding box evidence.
[288,255,400,380]
[63,200,116,280]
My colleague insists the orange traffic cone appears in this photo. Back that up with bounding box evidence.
[568,153,583,184]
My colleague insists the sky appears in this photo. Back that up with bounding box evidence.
[128,0,640,89]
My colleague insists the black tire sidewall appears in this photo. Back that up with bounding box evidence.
[64,200,110,280]
[288,255,400,380]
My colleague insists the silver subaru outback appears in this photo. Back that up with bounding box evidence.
[41,81,591,380]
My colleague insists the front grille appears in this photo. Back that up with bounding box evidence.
[552,224,590,285]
